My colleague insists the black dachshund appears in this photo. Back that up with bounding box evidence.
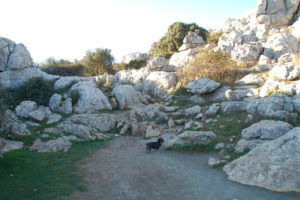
[146,137,164,152]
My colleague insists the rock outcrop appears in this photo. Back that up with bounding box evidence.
[187,78,220,94]
[121,52,149,64]
[112,85,144,109]
[224,127,300,192]
[0,138,24,157]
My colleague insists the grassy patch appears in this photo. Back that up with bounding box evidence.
[0,140,109,200]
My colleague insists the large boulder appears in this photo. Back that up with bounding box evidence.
[241,120,293,140]
[112,85,143,109]
[49,94,72,114]
[65,114,117,132]
[121,52,149,64]
[70,81,112,113]
[292,18,300,38]
[54,76,93,90]
[169,48,198,67]
[165,131,216,148]
[263,33,299,60]
[29,136,77,152]
[139,71,177,97]
[235,73,267,86]
[28,106,52,121]
[112,68,150,86]
[0,68,59,89]
[256,0,300,27]
[231,43,263,64]
[187,78,220,95]
[224,127,300,192]
[15,101,37,118]
[269,65,300,81]
[0,37,32,72]
[178,31,204,51]
[0,138,24,156]
[130,103,168,122]
[146,57,168,71]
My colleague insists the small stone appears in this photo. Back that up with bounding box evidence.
[168,119,176,129]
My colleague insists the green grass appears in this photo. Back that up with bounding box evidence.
[0,140,109,200]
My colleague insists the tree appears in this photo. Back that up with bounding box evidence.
[149,22,208,58]
[82,48,114,76]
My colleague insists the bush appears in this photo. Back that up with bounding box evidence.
[207,30,223,44]
[149,22,208,58]
[41,63,85,76]
[113,58,147,72]
[177,49,247,87]
[70,90,80,106]
[0,78,55,108]
[82,48,114,76]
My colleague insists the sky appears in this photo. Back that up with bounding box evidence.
[1,0,257,63]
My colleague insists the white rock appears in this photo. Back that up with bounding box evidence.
[71,81,112,113]
[47,114,62,124]
[112,85,143,109]
[278,53,295,64]
[224,127,300,192]
[178,31,204,51]
[187,78,220,94]
[54,76,93,90]
[58,98,72,114]
[258,55,272,65]
[0,138,23,156]
[169,48,198,67]
[270,65,300,81]
[208,157,227,167]
[146,57,168,70]
[235,73,266,86]
[112,67,150,86]
[185,105,201,115]
[49,93,62,112]
[168,119,176,129]
[29,136,78,152]
[231,43,263,64]
[6,44,32,70]
[121,52,149,64]
[205,103,221,117]
[145,124,163,138]
[235,139,265,153]
[15,101,37,118]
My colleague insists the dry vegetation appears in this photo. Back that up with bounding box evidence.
[293,51,300,66]
[176,48,248,88]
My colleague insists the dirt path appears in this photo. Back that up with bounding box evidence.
[61,136,300,200]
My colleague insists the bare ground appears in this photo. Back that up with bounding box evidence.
[61,136,300,200]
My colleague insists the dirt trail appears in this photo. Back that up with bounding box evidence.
[61,136,300,200]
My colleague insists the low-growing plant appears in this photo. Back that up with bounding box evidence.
[177,49,248,87]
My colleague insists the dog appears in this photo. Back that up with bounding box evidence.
[146,137,164,152]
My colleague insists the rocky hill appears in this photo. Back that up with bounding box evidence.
[1,0,300,194]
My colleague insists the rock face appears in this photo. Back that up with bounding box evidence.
[112,85,143,109]
[178,31,204,51]
[231,43,263,64]
[235,73,267,86]
[121,52,149,64]
[169,48,198,67]
[0,138,24,156]
[0,37,32,72]
[270,65,300,81]
[256,0,300,27]
[187,78,220,94]
[15,101,37,118]
[224,127,300,192]
[146,57,168,71]
[263,33,299,60]
[70,81,112,113]
[54,76,93,90]
[241,120,293,140]
[112,68,150,86]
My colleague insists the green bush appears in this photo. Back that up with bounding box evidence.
[149,22,208,58]
[177,49,247,87]
[0,78,55,108]
[113,58,147,72]
[41,63,85,76]
[82,48,114,76]
[207,30,223,44]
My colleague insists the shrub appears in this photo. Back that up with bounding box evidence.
[41,63,85,76]
[0,78,55,108]
[82,48,114,76]
[207,30,223,44]
[149,22,208,58]
[177,49,247,87]
[113,58,147,72]
[70,90,80,106]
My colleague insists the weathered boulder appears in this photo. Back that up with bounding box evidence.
[178,31,204,51]
[231,43,263,64]
[0,68,59,89]
[235,73,267,86]
[187,78,220,94]
[54,76,93,90]
[49,93,62,112]
[292,94,300,111]
[112,85,143,109]
[15,101,37,118]
[29,136,78,152]
[256,0,300,27]
[241,120,293,140]
[235,139,265,153]
[259,78,296,97]
[205,103,221,117]
[292,18,300,38]
[185,105,201,116]
[208,157,227,167]
[278,53,295,64]
[263,33,299,60]
[139,71,177,97]
[56,122,96,141]
[130,103,168,122]
[224,127,300,192]
[0,138,23,156]
[70,81,112,113]
[146,57,168,70]
[165,131,216,148]
[221,101,248,114]
[270,65,300,81]
[169,48,198,67]
[47,113,62,124]
[112,68,150,86]
[59,98,73,114]
[65,114,117,132]
[28,106,52,121]
[0,37,32,72]
[145,124,163,138]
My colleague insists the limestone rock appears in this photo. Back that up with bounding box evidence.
[7,44,32,70]
[29,136,77,152]
[0,138,24,156]
[231,43,263,64]
[121,52,149,64]
[130,104,168,122]
[224,127,300,192]
[263,33,299,60]
[169,48,198,67]
[112,85,143,109]
[187,78,220,94]
[57,122,96,141]
[208,157,227,167]
[145,124,163,138]
[28,106,52,121]
[205,103,221,117]
[71,81,112,113]
[185,105,201,115]
[292,18,300,38]
[49,93,62,112]
[278,53,295,64]
[258,55,272,65]
[65,114,116,132]
[235,73,266,86]
[54,76,93,90]
[178,31,204,51]
[15,101,37,118]
[58,98,72,114]
[235,139,265,153]
[270,65,300,81]
[112,67,150,86]
[241,120,293,140]
[47,114,62,124]
[146,57,168,70]
[168,119,176,129]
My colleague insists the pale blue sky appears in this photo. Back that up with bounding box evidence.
[0,0,256,62]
